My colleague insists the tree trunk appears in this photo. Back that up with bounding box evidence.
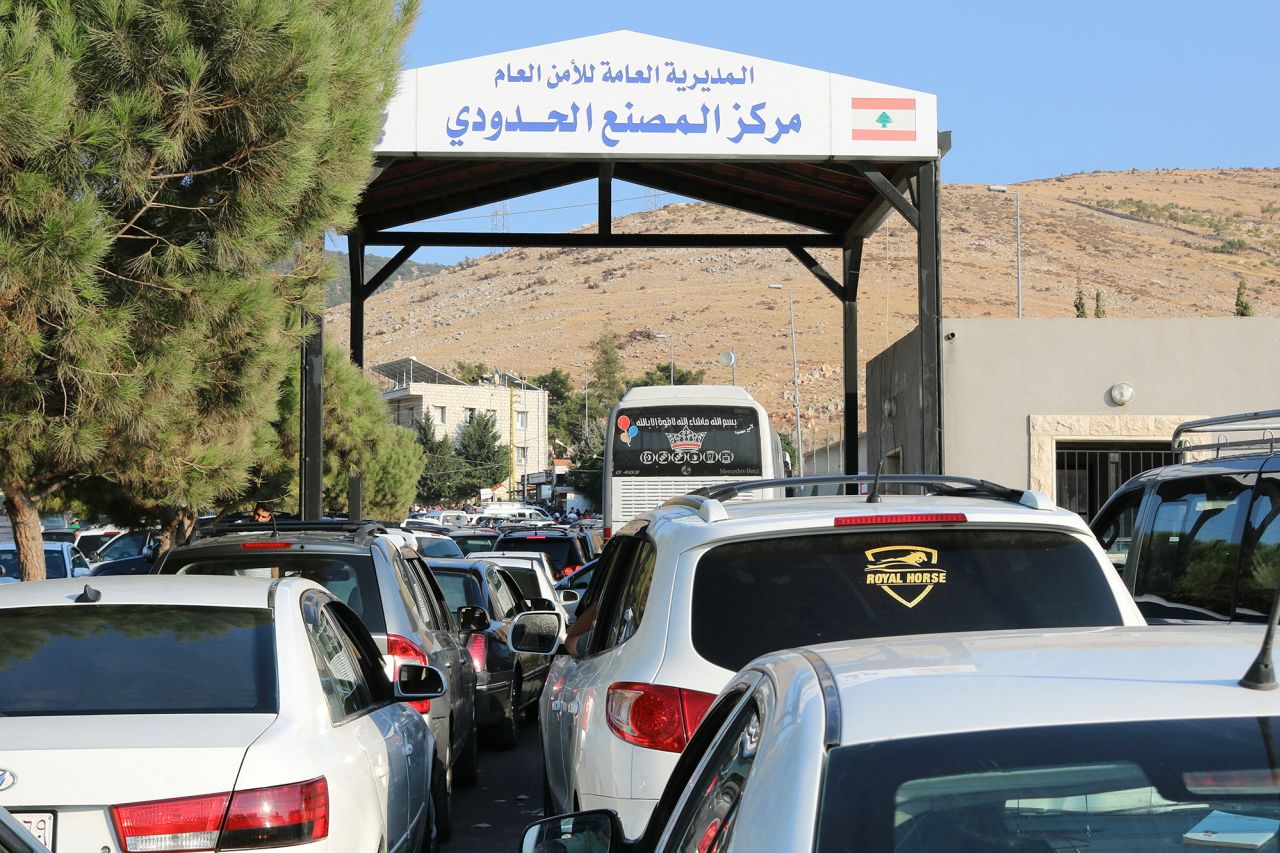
[3,481,46,581]
[155,506,196,558]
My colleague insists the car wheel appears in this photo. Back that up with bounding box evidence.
[454,712,479,788]
[432,760,453,843]
[496,672,520,750]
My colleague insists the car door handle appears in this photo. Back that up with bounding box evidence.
[565,700,580,714]
[550,699,565,712]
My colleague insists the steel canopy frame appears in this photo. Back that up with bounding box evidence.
[311,139,948,517]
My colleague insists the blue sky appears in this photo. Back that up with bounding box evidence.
[357,0,1278,265]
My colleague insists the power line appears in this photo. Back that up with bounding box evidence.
[426,192,672,225]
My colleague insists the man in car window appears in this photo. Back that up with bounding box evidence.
[253,502,274,522]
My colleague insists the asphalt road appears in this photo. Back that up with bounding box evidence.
[446,716,545,853]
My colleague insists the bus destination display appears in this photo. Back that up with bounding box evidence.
[611,406,763,478]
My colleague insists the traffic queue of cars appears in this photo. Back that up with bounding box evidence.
[9,408,1280,853]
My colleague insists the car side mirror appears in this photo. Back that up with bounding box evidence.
[144,541,159,562]
[520,810,624,853]
[528,596,556,612]
[395,663,446,702]
[558,589,580,606]
[509,611,563,655]
[457,605,490,633]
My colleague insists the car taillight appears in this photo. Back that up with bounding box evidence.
[239,541,292,549]
[605,682,716,753]
[386,634,431,714]
[110,778,327,852]
[834,513,967,526]
[467,633,487,673]
[561,563,582,577]
[221,778,328,849]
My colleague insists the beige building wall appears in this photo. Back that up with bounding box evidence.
[869,318,1280,498]
[383,382,550,489]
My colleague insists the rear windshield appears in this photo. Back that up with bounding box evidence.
[165,552,384,633]
[433,570,485,612]
[453,536,498,555]
[0,605,276,715]
[495,536,574,571]
[503,567,541,600]
[0,549,68,580]
[419,538,465,558]
[691,528,1123,671]
[820,717,1280,853]
[77,533,117,554]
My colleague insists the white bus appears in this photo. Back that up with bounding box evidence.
[602,385,788,537]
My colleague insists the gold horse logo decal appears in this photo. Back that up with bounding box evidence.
[864,546,947,608]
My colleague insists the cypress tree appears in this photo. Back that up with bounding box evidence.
[0,0,417,576]
[1235,278,1254,317]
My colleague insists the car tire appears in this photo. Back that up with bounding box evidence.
[453,714,479,788]
[496,673,521,750]
[432,760,453,843]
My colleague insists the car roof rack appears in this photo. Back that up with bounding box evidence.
[189,519,387,544]
[1173,409,1280,459]
[661,474,1052,523]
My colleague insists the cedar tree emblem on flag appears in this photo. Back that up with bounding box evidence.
[851,98,917,141]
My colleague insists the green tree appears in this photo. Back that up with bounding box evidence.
[1235,278,1255,317]
[0,0,417,578]
[588,330,626,435]
[628,362,707,389]
[564,429,604,507]
[1074,287,1088,318]
[778,431,798,474]
[415,413,460,505]
[452,361,489,384]
[454,412,512,501]
[532,367,578,447]
[1094,289,1108,318]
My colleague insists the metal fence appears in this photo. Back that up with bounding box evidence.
[1055,441,1178,522]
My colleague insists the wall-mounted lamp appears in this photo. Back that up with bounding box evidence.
[1109,382,1135,406]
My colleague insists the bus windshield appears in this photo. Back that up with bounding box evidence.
[611,405,763,478]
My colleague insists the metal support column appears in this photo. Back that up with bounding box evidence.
[299,315,324,521]
[347,228,366,521]
[916,160,943,473]
[843,239,864,482]
[598,163,614,235]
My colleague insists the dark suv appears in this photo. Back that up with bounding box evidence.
[492,527,591,579]
[154,520,479,840]
[1091,410,1280,624]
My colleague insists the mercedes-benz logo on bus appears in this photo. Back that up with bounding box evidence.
[0,768,16,791]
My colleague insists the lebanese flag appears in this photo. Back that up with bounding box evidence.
[851,98,917,141]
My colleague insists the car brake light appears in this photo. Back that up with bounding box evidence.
[221,778,328,849]
[112,792,229,852]
[834,513,967,527]
[386,634,431,714]
[239,542,293,550]
[110,778,328,852]
[467,633,487,673]
[524,535,548,540]
[561,563,582,577]
[605,682,717,753]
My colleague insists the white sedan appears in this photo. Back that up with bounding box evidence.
[0,575,443,853]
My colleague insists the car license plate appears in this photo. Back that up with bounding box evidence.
[13,811,55,849]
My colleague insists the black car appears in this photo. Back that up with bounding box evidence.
[492,527,590,580]
[448,529,501,556]
[427,558,554,749]
[1092,409,1280,625]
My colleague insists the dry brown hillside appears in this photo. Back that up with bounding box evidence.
[326,168,1280,442]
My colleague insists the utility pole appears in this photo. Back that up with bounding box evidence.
[770,284,803,475]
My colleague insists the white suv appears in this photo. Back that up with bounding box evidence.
[532,475,1145,837]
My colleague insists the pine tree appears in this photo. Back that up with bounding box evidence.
[415,413,460,505]
[1235,278,1255,317]
[531,367,578,447]
[1074,287,1088,318]
[628,361,708,389]
[588,331,626,431]
[1094,289,1108,318]
[454,412,512,501]
[0,0,417,577]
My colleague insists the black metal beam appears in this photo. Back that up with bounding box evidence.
[851,164,919,230]
[724,163,874,207]
[360,244,416,301]
[843,238,864,482]
[347,229,366,522]
[359,163,596,231]
[365,230,845,249]
[599,162,614,236]
[916,159,942,474]
[843,163,918,240]
[613,163,848,234]
[299,314,324,521]
[787,247,844,301]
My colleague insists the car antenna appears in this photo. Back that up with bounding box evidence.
[1240,587,1280,690]
[74,584,101,603]
[866,460,885,504]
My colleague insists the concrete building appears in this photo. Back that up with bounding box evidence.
[374,358,550,495]
[867,318,1280,519]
